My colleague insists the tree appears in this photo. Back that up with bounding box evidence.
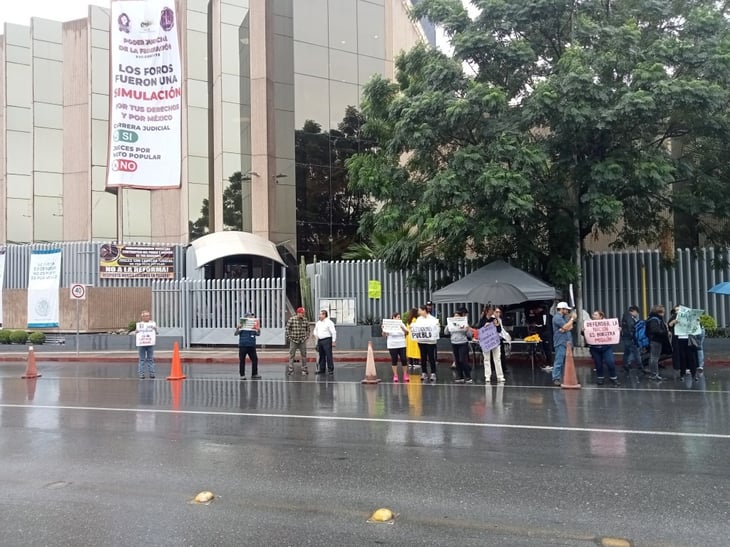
[347,0,730,288]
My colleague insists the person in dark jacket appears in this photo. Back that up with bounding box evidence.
[645,305,670,382]
[235,312,261,379]
[620,305,641,373]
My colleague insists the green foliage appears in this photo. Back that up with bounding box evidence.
[699,314,717,331]
[28,332,46,345]
[0,330,11,344]
[10,330,28,344]
[128,320,137,333]
[348,0,730,285]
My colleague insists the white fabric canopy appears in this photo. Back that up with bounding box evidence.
[191,231,285,267]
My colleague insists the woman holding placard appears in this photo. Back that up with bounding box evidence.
[584,310,620,386]
[478,305,505,383]
[405,308,421,370]
[414,305,440,382]
[444,309,473,383]
[382,312,410,383]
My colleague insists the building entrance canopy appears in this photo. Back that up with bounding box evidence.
[191,231,285,268]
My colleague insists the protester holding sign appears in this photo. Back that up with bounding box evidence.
[646,305,670,382]
[134,310,158,379]
[235,312,261,379]
[583,311,620,386]
[405,308,421,370]
[382,312,409,383]
[413,305,440,382]
[550,302,577,386]
[478,305,505,383]
[668,305,701,381]
[444,309,473,383]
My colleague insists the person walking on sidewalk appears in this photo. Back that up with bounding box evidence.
[445,308,473,383]
[551,302,577,386]
[134,310,158,379]
[286,307,310,375]
[314,309,337,375]
[586,310,620,386]
[414,305,440,382]
[235,312,261,379]
[383,312,409,383]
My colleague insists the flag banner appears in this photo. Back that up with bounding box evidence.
[107,0,182,189]
[27,249,62,328]
[0,246,6,326]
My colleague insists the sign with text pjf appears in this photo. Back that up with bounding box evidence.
[99,244,174,279]
[583,318,620,346]
[478,324,501,352]
[107,0,182,189]
[27,249,62,328]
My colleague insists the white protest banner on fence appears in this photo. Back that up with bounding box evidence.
[382,319,405,334]
[478,324,501,352]
[447,316,468,330]
[0,246,5,325]
[583,318,620,346]
[410,325,440,341]
[675,306,703,336]
[27,249,62,328]
[107,0,182,189]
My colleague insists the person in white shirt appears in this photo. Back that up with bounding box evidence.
[133,310,158,379]
[414,305,440,382]
[314,310,337,375]
[382,312,410,383]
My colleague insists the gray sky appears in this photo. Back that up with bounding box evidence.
[0,0,110,26]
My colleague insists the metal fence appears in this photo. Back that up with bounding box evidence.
[306,249,730,326]
[153,277,287,347]
[2,241,187,288]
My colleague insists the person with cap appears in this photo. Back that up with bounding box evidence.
[313,309,337,375]
[235,313,261,379]
[286,307,310,375]
[551,301,577,386]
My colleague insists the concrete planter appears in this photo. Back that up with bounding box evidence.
[9,334,184,352]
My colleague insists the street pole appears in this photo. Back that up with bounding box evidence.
[76,297,80,356]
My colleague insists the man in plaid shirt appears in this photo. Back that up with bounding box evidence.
[286,307,310,375]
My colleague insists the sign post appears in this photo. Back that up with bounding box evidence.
[70,283,86,355]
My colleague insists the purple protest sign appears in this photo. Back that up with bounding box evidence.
[478,323,501,352]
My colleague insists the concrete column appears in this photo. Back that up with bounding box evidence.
[249,0,276,241]
[209,0,224,233]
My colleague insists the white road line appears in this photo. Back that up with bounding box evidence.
[1,403,728,440]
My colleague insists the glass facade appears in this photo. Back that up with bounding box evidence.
[0,1,426,249]
[292,0,389,261]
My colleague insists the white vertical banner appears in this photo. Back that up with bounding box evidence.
[27,249,62,329]
[107,0,182,189]
[0,246,6,326]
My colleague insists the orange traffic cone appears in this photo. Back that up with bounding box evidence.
[560,343,581,389]
[21,346,42,379]
[166,341,187,381]
[361,341,381,384]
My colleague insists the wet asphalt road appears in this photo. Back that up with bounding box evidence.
[0,360,728,547]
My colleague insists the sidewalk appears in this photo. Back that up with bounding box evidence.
[0,347,728,367]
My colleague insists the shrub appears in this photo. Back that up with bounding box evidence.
[128,320,137,332]
[699,314,717,331]
[28,332,46,345]
[10,330,28,344]
[0,330,11,344]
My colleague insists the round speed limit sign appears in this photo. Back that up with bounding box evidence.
[70,284,86,300]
